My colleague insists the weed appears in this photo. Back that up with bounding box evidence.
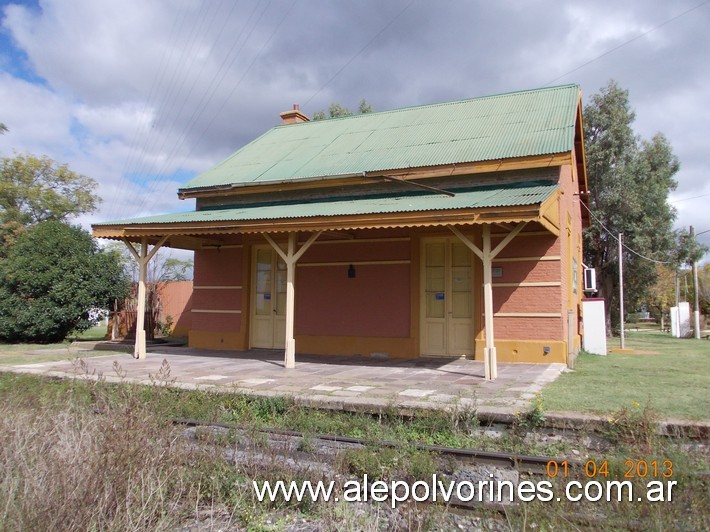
[340,445,437,482]
[298,432,316,453]
[605,400,659,450]
[513,394,546,434]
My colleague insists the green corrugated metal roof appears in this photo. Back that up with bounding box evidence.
[96,180,557,227]
[181,84,579,191]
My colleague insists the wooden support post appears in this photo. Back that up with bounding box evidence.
[263,231,322,368]
[449,222,526,381]
[123,236,168,359]
[136,238,148,359]
[482,225,496,380]
[284,234,297,368]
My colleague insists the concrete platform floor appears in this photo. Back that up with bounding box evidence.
[5,345,566,416]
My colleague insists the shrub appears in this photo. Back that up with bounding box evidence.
[0,221,129,342]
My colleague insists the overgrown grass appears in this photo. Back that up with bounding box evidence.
[0,366,707,530]
[0,374,217,529]
[542,331,710,420]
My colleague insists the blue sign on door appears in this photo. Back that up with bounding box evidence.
[264,293,271,300]
[435,293,445,300]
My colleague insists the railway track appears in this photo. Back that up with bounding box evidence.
[171,416,577,475]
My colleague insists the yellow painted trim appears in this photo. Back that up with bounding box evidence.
[298,260,410,267]
[193,285,242,290]
[491,282,561,287]
[202,244,244,249]
[492,312,562,317]
[92,204,548,241]
[191,309,242,314]
[491,231,551,237]
[474,339,567,363]
[307,237,411,245]
[540,190,561,231]
[189,330,246,350]
[493,255,560,262]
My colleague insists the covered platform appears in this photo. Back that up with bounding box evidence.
[4,345,566,416]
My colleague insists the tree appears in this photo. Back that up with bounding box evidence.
[647,264,677,327]
[0,221,130,342]
[0,153,100,226]
[700,264,710,316]
[583,81,680,333]
[312,99,374,120]
[0,123,7,134]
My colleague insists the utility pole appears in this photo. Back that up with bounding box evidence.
[619,233,625,349]
[691,226,701,339]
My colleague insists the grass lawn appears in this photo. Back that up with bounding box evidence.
[0,325,115,366]
[541,331,710,421]
[68,324,108,341]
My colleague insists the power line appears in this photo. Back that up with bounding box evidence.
[162,0,300,198]
[668,192,710,203]
[580,200,674,264]
[302,0,416,110]
[544,0,710,86]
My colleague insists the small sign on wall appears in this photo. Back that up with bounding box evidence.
[492,267,503,278]
[264,293,271,300]
[435,293,445,300]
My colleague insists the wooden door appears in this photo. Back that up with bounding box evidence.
[251,246,286,348]
[421,238,474,356]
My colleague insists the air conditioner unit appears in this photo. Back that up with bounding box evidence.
[583,268,597,293]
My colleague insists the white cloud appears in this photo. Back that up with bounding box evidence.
[0,0,707,262]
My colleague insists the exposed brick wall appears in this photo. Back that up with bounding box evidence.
[493,316,562,339]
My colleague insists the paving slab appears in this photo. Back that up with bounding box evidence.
[1,345,567,417]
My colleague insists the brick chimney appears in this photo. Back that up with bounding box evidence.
[280,104,309,125]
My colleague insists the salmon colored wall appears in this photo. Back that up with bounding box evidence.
[491,260,559,283]
[295,263,410,337]
[493,286,562,314]
[192,289,242,311]
[300,239,410,263]
[493,234,559,259]
[191,312,241,332]
[194,248,243,285]
[157,281,193,336]
[190,247,246,349]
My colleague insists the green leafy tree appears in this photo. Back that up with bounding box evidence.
[674,227,708,267]
[583,81,680,332]
[700,264,710,316]
[312,99,374,120]
[647,264,677,326]
[0,153,100,225]
[0,221,130,342]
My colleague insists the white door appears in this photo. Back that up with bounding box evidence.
[251,246,287,348]
[421,238,474,356]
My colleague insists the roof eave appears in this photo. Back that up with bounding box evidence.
[177,152,573,199]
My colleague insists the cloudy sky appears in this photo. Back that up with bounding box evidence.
[1,0,708,257]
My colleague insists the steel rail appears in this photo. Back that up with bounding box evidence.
[171,416,577,474]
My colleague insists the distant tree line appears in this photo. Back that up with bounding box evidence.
[312,99,373,120]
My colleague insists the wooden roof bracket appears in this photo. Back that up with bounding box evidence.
[365,171,456,197]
